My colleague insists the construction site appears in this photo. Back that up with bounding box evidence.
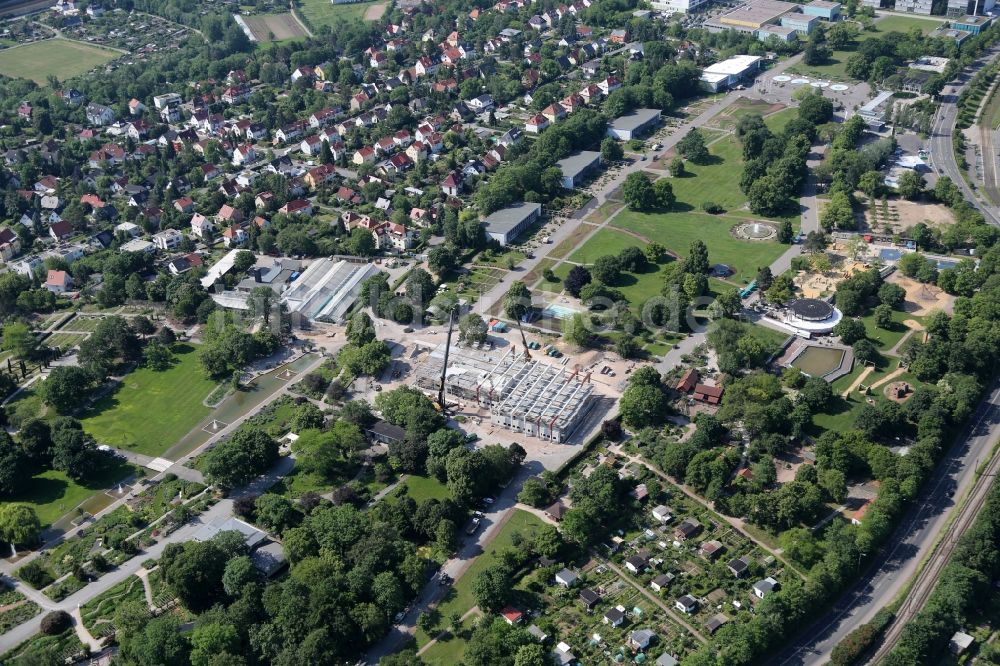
[414,342,600,443]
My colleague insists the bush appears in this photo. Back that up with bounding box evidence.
[702,201,724,214]
[16,561,54,589]
[40,610,71,635]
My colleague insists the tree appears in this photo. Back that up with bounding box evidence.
[563,312,594,348]
[39,366,94,414]
[821,191,856,231]
[4,322,38,359]
[878,282,906,309]
[190,623,241,666]
[677,128,709,162]
[683,240,710,275]
[222,555,259,598]
[756,266,774,291]
[161,540,228,612]
[51,422,103,481]
[459,313,488,345]
[619,384,668,429]
[799,93,834,124]
[654,179,676,209]
[803,41,830,66]
[503,281,533,354]
[778,219,794,244]
[622,172,655,210]
[669,157,685,177]
[143,339,174,371]
[600,137,624,162]
[897,170,924,200]
[233,250,255,274]
[518,477,553,508]
[853,338,879,365]
[592,255,622,284]
[564,265,592,297]
[202,427,279,488]
[874,303,893,329]
[427,245,458,276]
[859,170,883,199]
[834,318,867,344]
[748,176,787,215]
[0,503,41,546]
[254,493,299,533]
[346,311,377,346]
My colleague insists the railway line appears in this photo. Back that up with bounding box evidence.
[865,398,1000,664]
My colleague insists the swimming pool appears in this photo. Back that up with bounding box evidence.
[934,258,957,270]
[541,304,579,320]
[879,248,902,261]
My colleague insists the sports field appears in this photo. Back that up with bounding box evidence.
[298,0,385,27]
[80,344,219,457]
[0,39,120,84]
[240,13,310,41]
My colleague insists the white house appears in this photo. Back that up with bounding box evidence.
[153,229,183,251]
[45,269,72,294]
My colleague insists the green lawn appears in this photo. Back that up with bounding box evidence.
[7,461,135,527]
[789,15,941,81]
[567,228,645,264]
[612,210,790,284]
[297,0,383,27]
[0,39,119,84]
[415,510,548,647]
[859,309,920,352]
[80,344,219,457]
[403,475,450,503]
[764,108,799,134]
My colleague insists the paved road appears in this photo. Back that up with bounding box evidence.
[363,465,535,664]
[929,46,1000,227]
[769,379,1000,665]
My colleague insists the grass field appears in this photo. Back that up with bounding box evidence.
[414,510,548,648]
[789,15,941,81]
[402,475,450,503]
[80,344,219,457]
[44,332,87,350]
[611,210,789,284]
[8,461,134,527]
[298,0,384,28]
[0,39,119,84]
[61,316,105,332]
[240,13,309,41]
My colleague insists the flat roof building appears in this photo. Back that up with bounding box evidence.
[951,14,991,34]
[280,258,379,323]
[414,343,600,442]
[758,24,798,41]
[929,26,972,44]
[556,151,602,189]
[801,0,841,19]
[718,0,794,29]
[700,54,761,91]
[482,202,542,246]
[606,108,662,140]
[857,90,894,127]
[650,0,713,14]
[909,56,950,73]
[780,12,820,34]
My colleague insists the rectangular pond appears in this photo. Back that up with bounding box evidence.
[791,346,846,377]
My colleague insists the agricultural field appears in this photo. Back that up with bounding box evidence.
[297,0,385,28]
[239,13,309,42]
[0,39,120,84]
[80,344,219,457]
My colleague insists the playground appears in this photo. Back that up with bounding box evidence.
[885,272,956,315]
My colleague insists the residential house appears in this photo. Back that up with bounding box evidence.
[191,213,213,238]
[650,573,675,593]
[45,270,72,294]
[49,220,73,241]
[217,205,244,225]
[727,557,749,578]
[651,505,673,524]
[153,228,184,251]
[579,588,600,611]
[353,147,376,165]
[542,103,567,123]
[674,518,701,541]
[174,197,196,213]
[300,135,324,156]
[279,199,313,216]
[603,607,625,627]
[500,606,523,625]
[629,629,655,650]
[525,114,549,134]
[441,172,462,196]
[232,144,256,166]
[753,577,779,599]
[86,103,114,126]
[624,555,647,574]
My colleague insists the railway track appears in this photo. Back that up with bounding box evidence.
[866,433,1000,664]
[0,0,53,19]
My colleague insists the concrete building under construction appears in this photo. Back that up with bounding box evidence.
[415,343,597,443]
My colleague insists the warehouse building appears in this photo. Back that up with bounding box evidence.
[483,202,542,246]
[414,344,599,442]
[606,108,662,140]
[280,258,379,323]
[699,55,761,92]
[780,12,819,34]
[556,151,602,189]
[717,0,793,30]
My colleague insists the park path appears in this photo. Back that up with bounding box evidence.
[842,366,875,398]
[868,366,907,391]
[415,607,481,657]
[136,568,155,610]
[69,607,102,652]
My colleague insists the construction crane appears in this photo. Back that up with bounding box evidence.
[438,308,457,410]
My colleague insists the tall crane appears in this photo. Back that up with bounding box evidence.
[438,308,457,410]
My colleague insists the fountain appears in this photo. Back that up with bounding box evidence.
[733,221,777,241]
[10,543,16,558]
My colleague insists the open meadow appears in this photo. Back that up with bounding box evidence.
[0,39,120,84]
[80,344,218,457]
